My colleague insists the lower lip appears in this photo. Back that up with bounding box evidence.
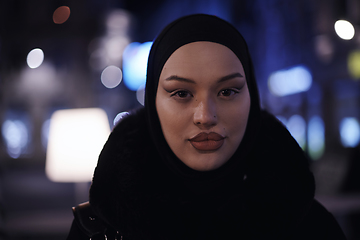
[190,139,224,151]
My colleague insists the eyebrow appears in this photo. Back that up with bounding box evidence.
[165,72,244,83]
[165,75,195,83]
[218,72,244,83]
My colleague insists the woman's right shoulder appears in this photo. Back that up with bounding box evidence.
[112,107,147,134]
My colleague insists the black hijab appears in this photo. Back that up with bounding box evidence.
[90,14,315,240]
[145,14,261,188]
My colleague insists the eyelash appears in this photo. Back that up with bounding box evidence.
[170,90,193,99]
[169,88,240,99]
[218,88,240,97]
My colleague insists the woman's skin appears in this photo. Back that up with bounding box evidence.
[156,41,251,171]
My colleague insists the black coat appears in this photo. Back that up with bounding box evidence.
[67,108,346,240]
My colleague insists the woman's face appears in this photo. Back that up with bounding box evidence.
[156,41,251,171]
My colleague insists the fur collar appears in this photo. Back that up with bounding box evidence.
[89,107,315,239]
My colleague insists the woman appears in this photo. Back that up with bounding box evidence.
[67,14,346,239]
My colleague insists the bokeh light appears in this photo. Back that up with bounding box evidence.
[27,48,44,69]
[53,6,71,24]
[314,35,333,63]
[113,112,129,126]
[287,115,306,149]
[308,116,325,160]
[20,62,60,98]
[89,10,131,71]
[101,65,122,89]
[89,47,108,71]
[340,117,360,147]
[106,9,131,36]
[2,120,29,159]
[334,20,355,40]
[348,50,360,80]
[136,84,145,106]
[42,119,51,149]
[46,108,110,182]
[268,65,312,97]
[122,42,152,91]
[106,36,129,62]
[276,116,287,126]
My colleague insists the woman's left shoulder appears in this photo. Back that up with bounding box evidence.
[253,110,310,169]
[293,199,347,240]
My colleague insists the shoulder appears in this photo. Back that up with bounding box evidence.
[248,109,311,174]
[90,107,150,194]
[112,107,147,134]
[93,107,150,174]
[89,107,156,233]
[258,110,304,153]
[293,200,347,240]
[109,107,149,147]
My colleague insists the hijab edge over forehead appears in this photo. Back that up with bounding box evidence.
[147,14,257,97]
[145,13,261,180]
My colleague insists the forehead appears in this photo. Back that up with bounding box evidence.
[160,41,245,78]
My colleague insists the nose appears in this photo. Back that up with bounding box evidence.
[193,98,217,129]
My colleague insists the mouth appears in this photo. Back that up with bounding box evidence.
[188,132,225,151]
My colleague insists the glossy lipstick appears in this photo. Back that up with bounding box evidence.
[188,132,225,151]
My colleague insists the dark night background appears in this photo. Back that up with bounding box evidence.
[0,0,360,239]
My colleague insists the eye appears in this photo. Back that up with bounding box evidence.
[219,89,239,97]
[171,90,193,99]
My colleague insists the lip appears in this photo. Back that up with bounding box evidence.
[189,132,225,151]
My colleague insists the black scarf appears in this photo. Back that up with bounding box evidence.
[90,14,315,240]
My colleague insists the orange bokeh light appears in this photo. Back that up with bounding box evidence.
[53,6,70,24]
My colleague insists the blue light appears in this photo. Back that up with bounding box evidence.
[268,65,312,97]
[42,119,51,149]
[308,116,325,160]
[276,116,287,126]
[136,84,145,106]
[2,120,29,158]
[287,115,306,149]
[122,42,152,91]
[340,117,360,147]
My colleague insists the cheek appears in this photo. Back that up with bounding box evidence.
[224,96,251,143]
[159,113,182,137]
[156,97,189,144]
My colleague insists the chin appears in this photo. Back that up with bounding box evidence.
[183,154,227,171]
